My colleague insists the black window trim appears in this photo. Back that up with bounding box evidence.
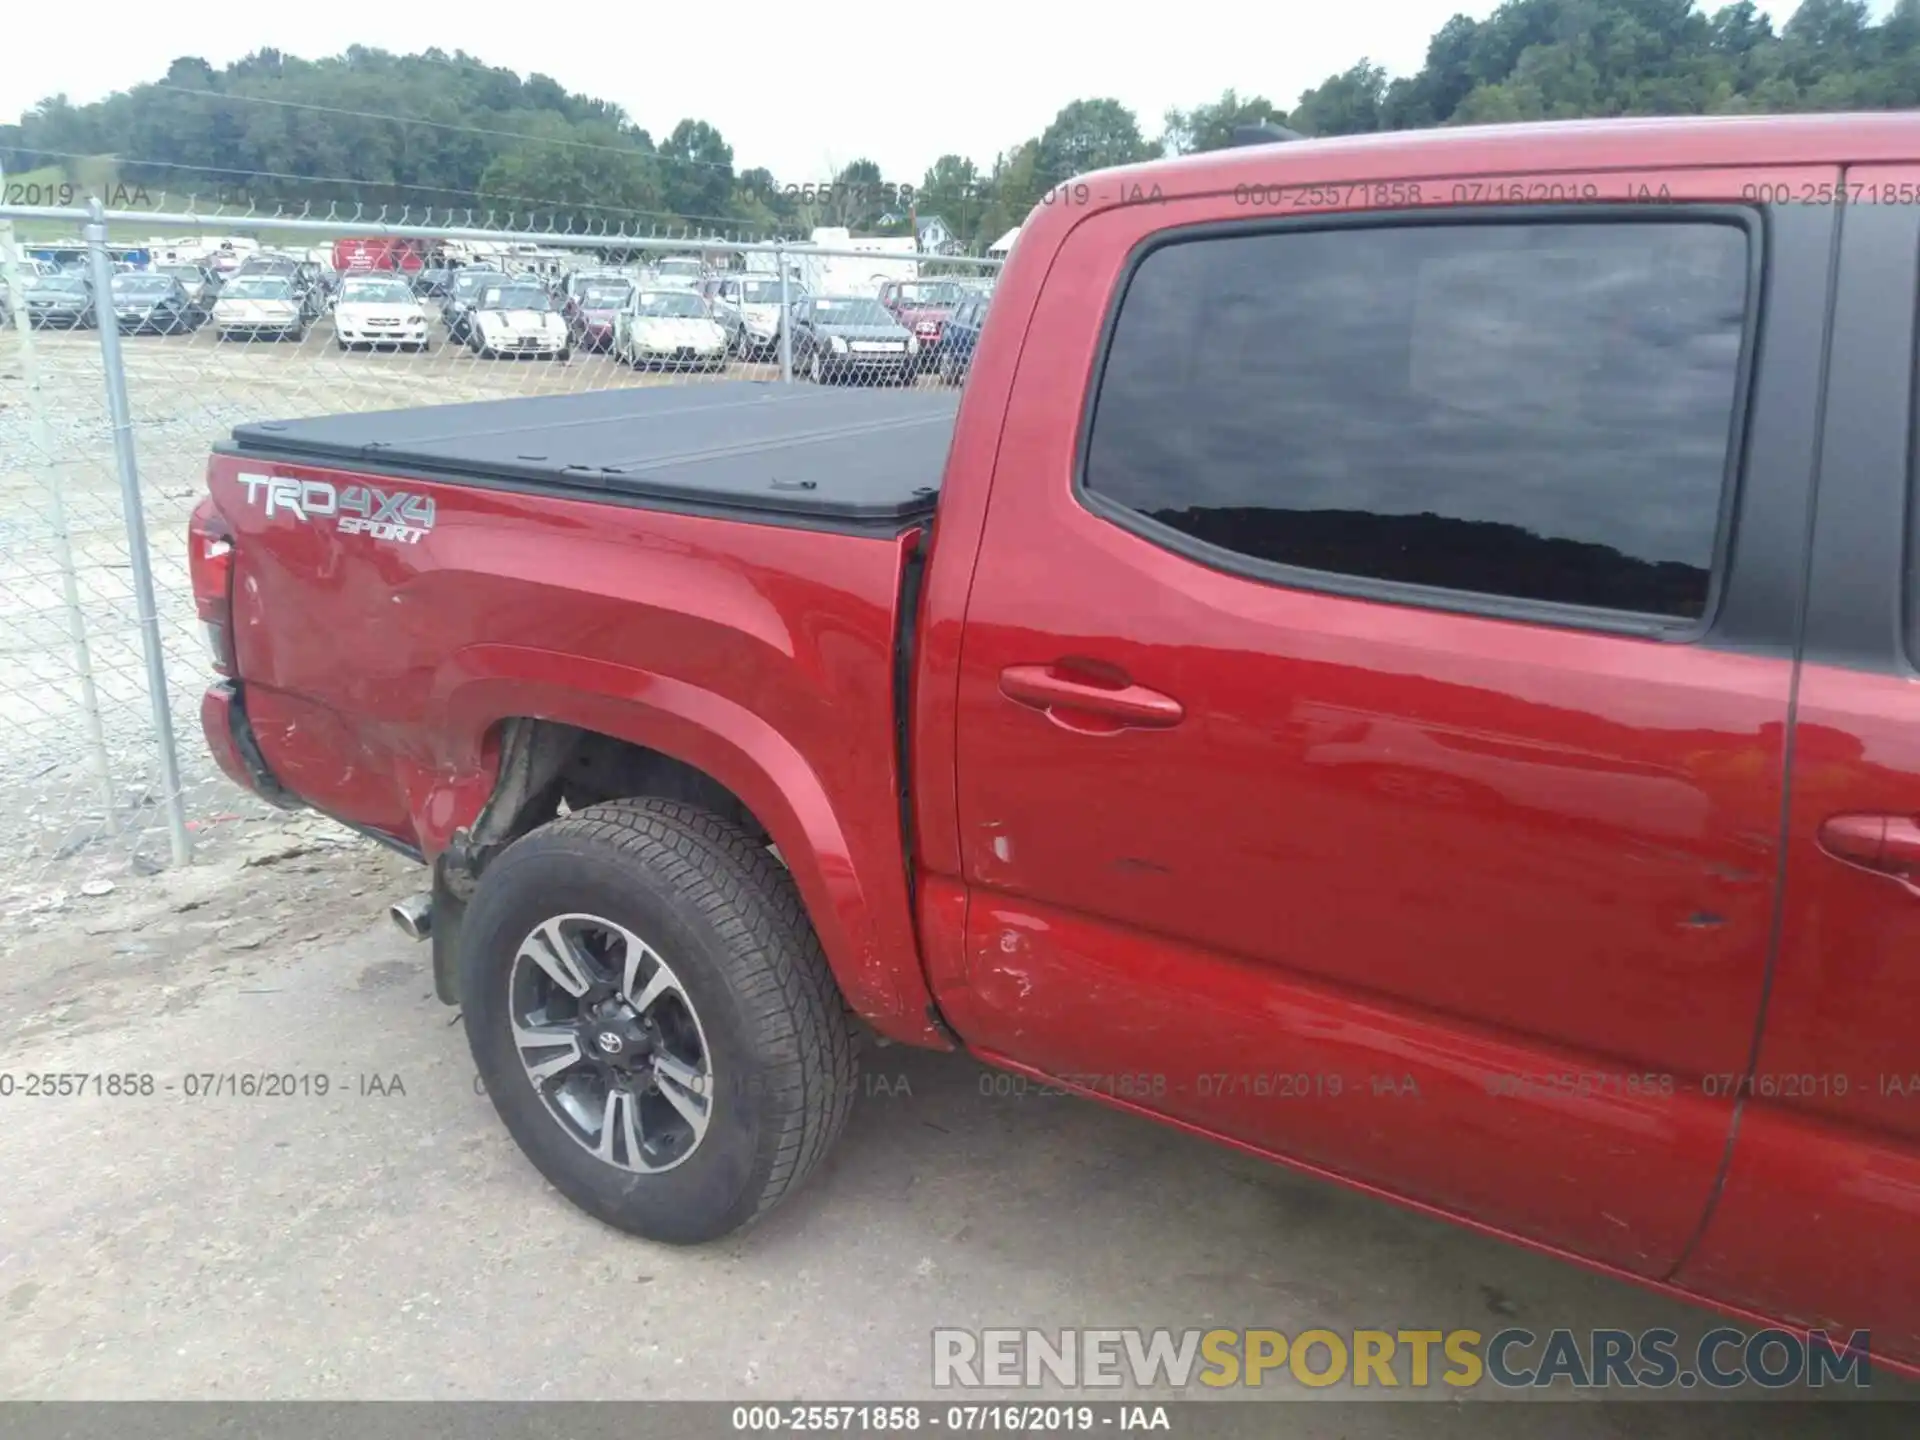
[1072,204,1767,644]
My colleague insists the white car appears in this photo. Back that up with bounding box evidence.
[333,275,431,351]
[648,256,706,290]
[615,290,729,371]
[710,274,798,358]
[467,280,570,359]
[210,275,306,341]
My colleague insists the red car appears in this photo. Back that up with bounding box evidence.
[192,113,1920,1375]
[561,272,636,352]
[878,278,968,362]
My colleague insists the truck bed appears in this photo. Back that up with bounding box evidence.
[219,382,959,533]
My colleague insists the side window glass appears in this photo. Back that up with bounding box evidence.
[1082,218,1752,623]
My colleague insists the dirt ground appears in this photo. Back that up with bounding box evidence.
[0,813,1910,1435]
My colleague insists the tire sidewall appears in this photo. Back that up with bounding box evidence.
[461,832,781,1242]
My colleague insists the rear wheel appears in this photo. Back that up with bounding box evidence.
[460,799,857,1243]
[808,350,827,384]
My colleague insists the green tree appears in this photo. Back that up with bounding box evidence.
[1034,99,1155,191]
[1291,61,1390,136]
[477,112,664,228]
[1162,90,1289,153]
[658,118,734,228]
[917,153,984,239]
[967,140,1041,252]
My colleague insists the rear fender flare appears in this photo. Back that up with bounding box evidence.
[408,643,946,1046]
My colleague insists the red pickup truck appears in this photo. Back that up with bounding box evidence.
[192,114,1920,1371]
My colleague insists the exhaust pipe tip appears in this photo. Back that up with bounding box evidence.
[390,893,433,942]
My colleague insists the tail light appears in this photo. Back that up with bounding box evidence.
[188,495,236,675]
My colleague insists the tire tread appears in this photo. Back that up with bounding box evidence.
[513,797,856,1222]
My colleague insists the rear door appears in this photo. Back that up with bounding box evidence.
[1677,172,1920,1360]
[941,166,1837,1274]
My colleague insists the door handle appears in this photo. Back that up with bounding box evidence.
[1817,813,1920,887]
[998,663,1184,732]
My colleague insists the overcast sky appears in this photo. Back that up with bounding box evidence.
[1,1,1835,184]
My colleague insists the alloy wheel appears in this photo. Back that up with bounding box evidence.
[507,912,714,1174]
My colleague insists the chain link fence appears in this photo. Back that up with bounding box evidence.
[0,199,1000,894]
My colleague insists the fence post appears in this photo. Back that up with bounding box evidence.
[0,189,120,830]
[776,242,793,384]
[83,198,191,866]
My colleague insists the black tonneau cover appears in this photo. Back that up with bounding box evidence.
[221,382,959,531]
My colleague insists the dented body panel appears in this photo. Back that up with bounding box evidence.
[206,450,943,1045]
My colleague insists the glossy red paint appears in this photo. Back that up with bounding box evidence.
[949,896,1739,1272]
[924,148,1828,1280]
[205,452,945,1047]
[1675,662,1920,1360]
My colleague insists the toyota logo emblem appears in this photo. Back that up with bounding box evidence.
[595,1031,624,1055]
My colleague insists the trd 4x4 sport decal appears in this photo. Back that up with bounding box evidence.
[238,472,436,545]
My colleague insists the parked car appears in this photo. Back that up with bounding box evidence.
[557,267,619,300]
[788,295,917,384]
[190,113,1920,1377]
[649,256,706,289]
[411,265,458,299]
[612,288,728,372]
[928,293,987,385]
[443,269,510,343]
[466,279,570,359]
[333,274,433,351]
[562,274,635,352]
[233,257,326,319]
[20,274,95,328]
[313,263,342,307]
[877,279,967,367]
[210,274,308,342]
[708,274,800,358]
[107,273,199,334]
[158,263,221,312]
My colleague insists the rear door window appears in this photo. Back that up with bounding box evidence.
[1082,217,1755,626]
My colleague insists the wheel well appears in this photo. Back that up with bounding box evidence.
[558,727,767,842]
[445,718,771,893]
